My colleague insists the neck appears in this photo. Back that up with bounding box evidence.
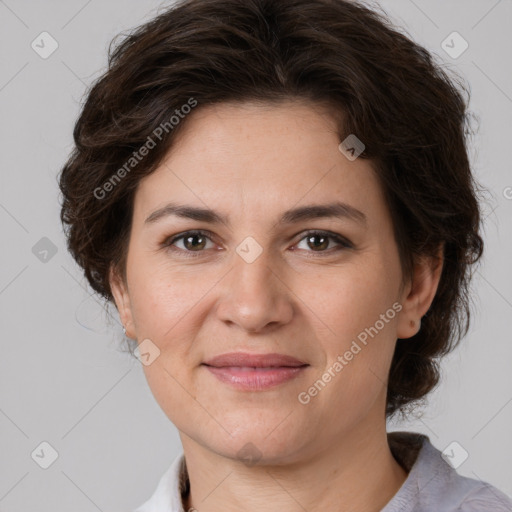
[180,420,408,512]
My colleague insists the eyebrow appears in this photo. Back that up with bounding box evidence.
[144,201,367,227]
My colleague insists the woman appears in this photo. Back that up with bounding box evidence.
[58,0,512,510]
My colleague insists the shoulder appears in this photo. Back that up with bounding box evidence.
[420,442,512,511]
[386,431,512,512]
[453,479,512,511]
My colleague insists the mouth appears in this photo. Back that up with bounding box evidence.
[201,352,309,391]
[203,352,307,368]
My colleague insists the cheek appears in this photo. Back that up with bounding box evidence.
[141,360,208,437]
[308,257,401,397]
[315,261,399,345]
[127,259,208,339]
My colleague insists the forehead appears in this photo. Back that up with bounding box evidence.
[132,101,385,225]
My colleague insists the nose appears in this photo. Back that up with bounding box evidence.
[215,247,294,334]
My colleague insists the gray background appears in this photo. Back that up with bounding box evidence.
[1,1,511,511]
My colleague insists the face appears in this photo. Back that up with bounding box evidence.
[110,100,438,464]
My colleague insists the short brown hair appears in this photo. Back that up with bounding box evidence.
[58,0,484,418]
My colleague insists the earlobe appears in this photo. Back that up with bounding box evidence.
[109,264,135,338]
[396,246,443,339]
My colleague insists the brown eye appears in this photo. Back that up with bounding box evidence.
[181,233,208,251]
[306,233,329,251]
[163,230,215,256]
[295,230,353,254]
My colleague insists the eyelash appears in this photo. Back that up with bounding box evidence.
[161,229,353,258]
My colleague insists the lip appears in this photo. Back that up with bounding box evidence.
[202,352,309,391]
[203,352,307,368]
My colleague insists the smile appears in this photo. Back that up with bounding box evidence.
[202,364,309,391]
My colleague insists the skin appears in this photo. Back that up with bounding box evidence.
[110,100,443,512]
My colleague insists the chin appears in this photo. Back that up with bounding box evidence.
[208,427,307,467]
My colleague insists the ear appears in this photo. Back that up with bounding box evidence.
[396,245,444,339]
[109,264,136,339]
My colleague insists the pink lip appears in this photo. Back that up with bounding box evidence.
[203,352,306,368]
[202,352,309,391]
[204,366,308,390]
